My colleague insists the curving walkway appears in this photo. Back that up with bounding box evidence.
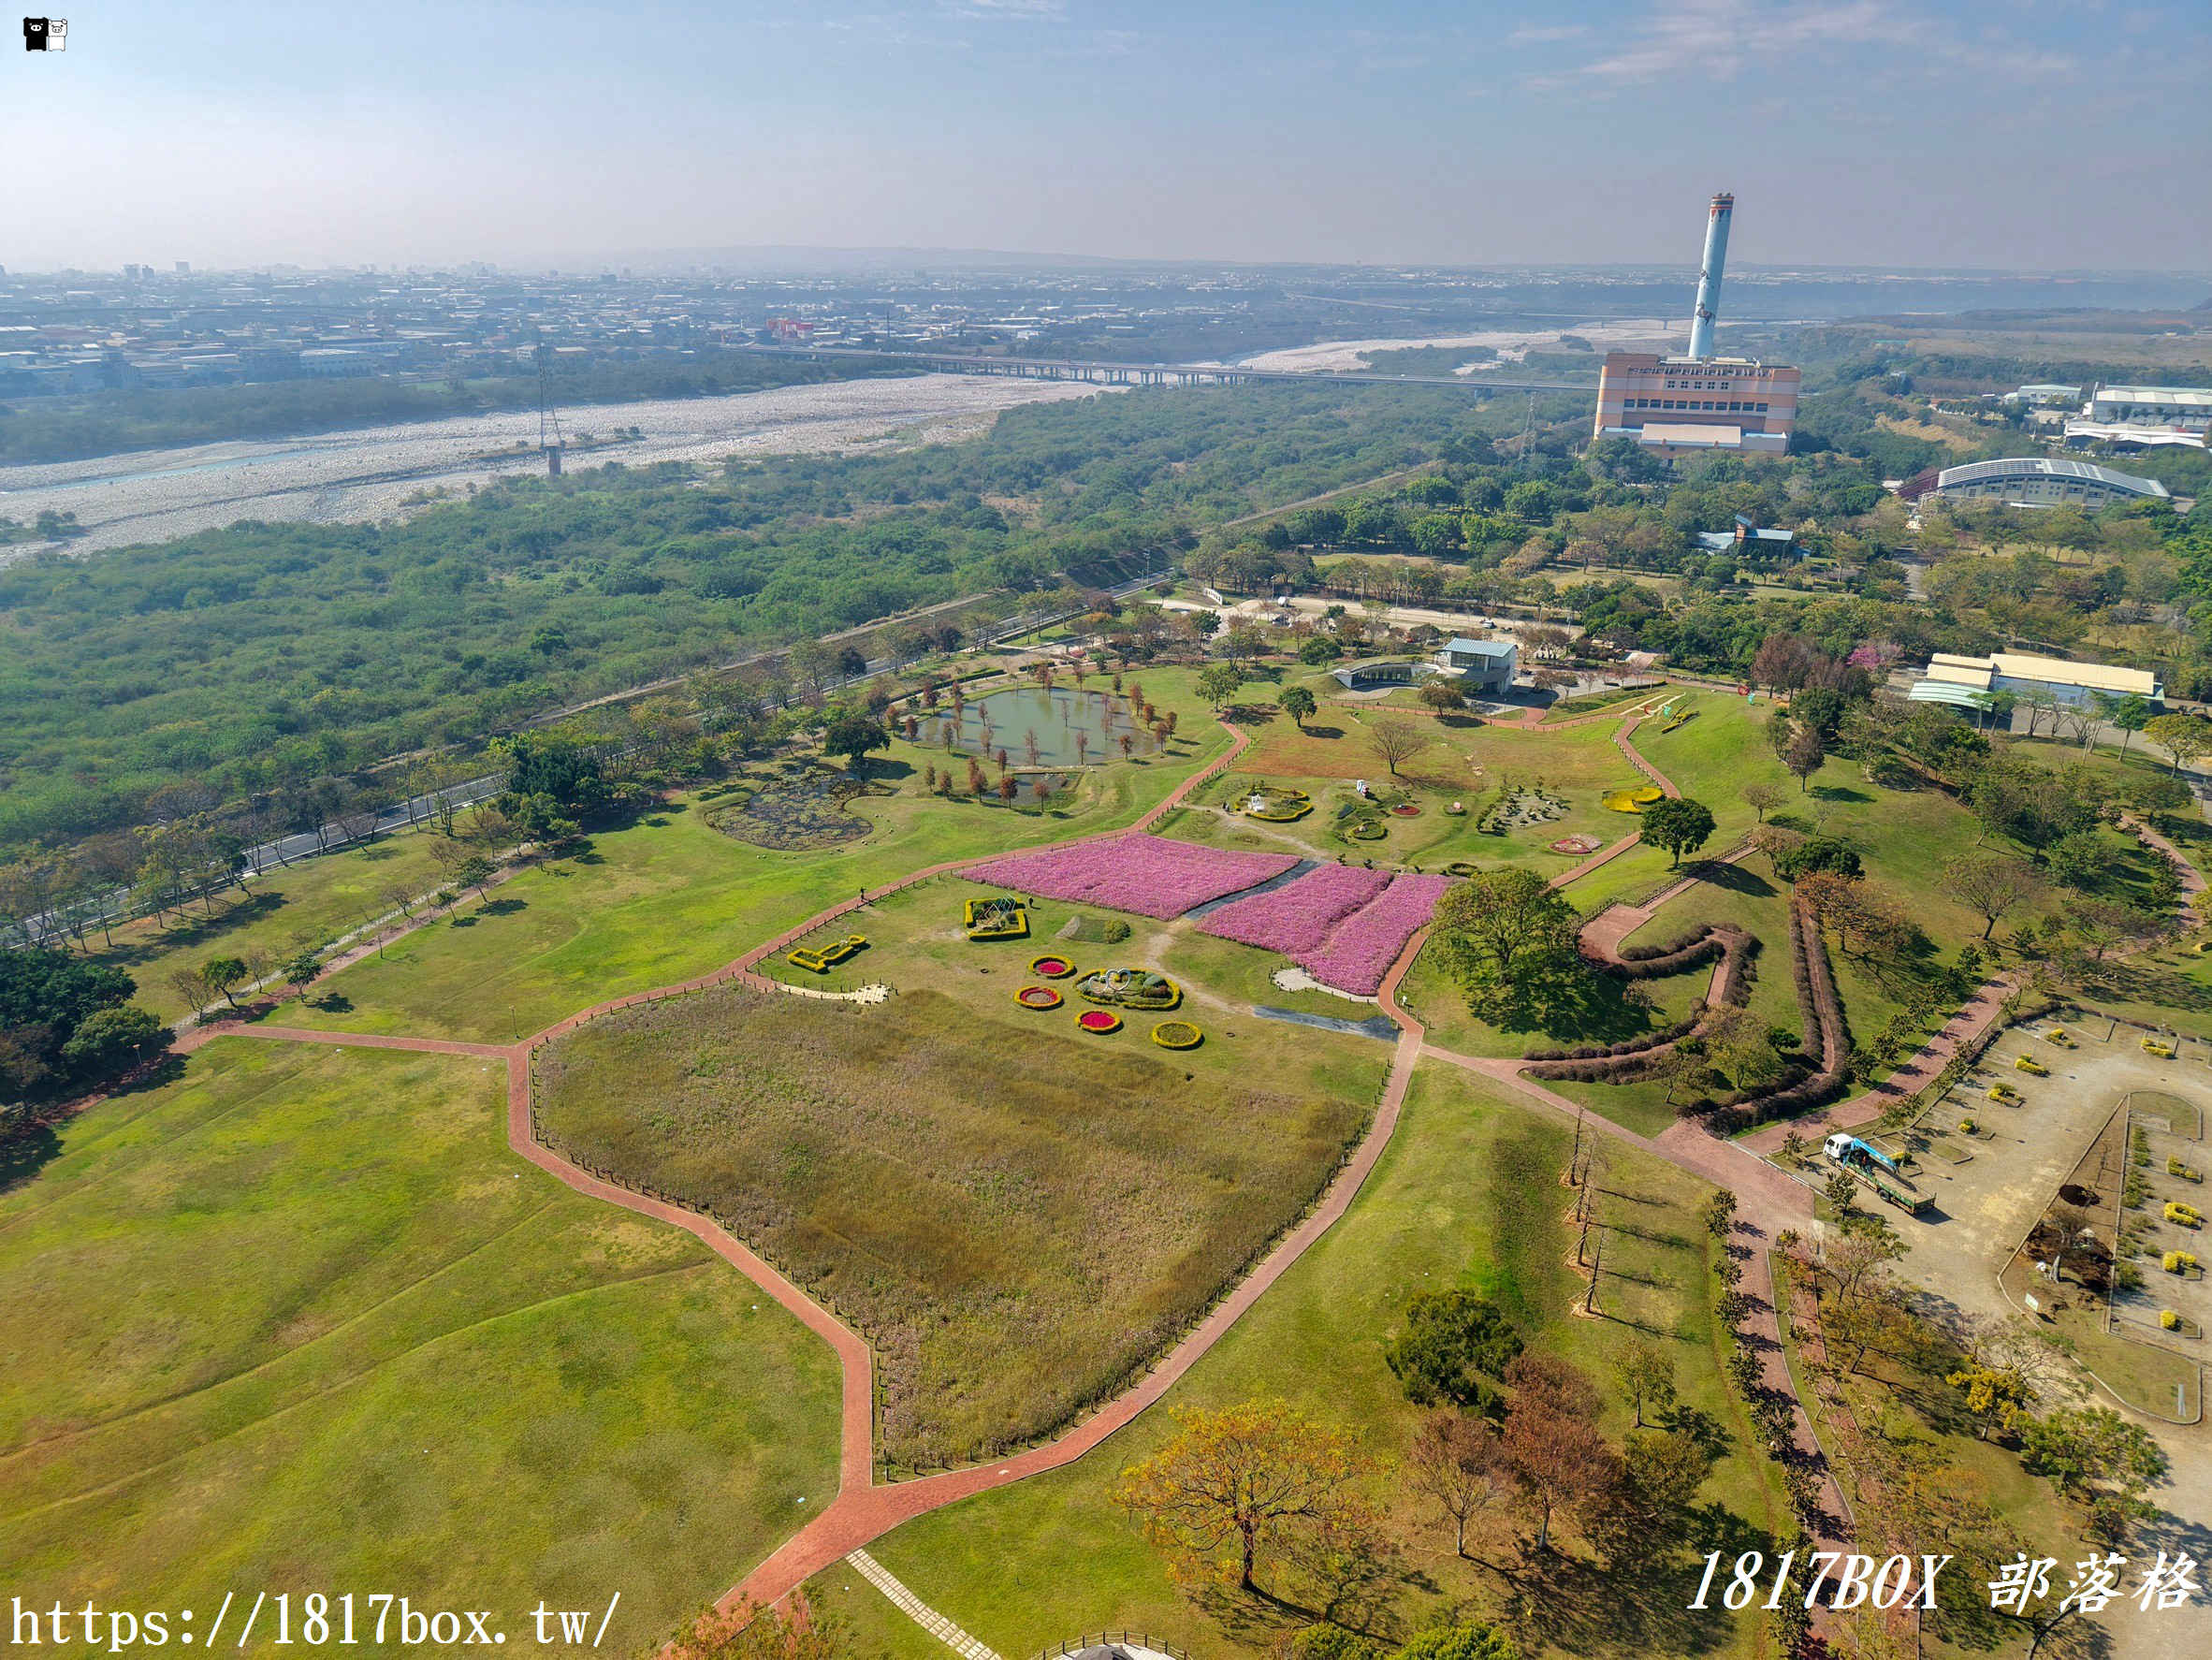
[178,716,1456,1618]
[163,695,1864,1623]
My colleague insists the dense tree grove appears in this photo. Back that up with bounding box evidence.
[0,384,1496,847]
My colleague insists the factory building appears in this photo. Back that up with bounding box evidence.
[1899,457,2169,510]
[2088,386,2212,430]
[1592,194,1801,459]
[1910,651,2161,711]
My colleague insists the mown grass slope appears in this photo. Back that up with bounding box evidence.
[0,1039,840,1653]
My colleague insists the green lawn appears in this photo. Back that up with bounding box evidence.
[290,701,1233,1044]
[805,1062,1783,1660]
[535,980,1377,1473]
[0,1038,841,1654]
[87,833,453,1020]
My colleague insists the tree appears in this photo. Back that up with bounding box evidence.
[1500,1356,1618,1553]
[1741,781,1785,823]
[1637,796,1715,868]
[1394,1624,1517,1660]
[1367,718,1423,778]
[1771,836,1861,883]
[822,707,889,774]
[2018,1407,2168,1538]
[57,1003,168,1073]
[1405,1412,1513,1561]
[1386,1289,1524,1411]
[1782,723,1826,792]
[664,1594,855,1660]
[1419,677,1469,717]
[456,855,497,897]
[1623,1428,1710,1517]
[201,955,249,1010]
[1197,663,1245,709]
[284,949,324,999]
[2043,831,2105,894]
[1298,634,1342,665]
[1943,853,2039,940]
[1430,868,1580,987]
[1945,1362,2036,1440]
[1613,1338,1676,1429]
[1112,1401,1373,1594]
[1281,684,1318,729]
[2101,691,2152,756]
[2144,712,2212,776]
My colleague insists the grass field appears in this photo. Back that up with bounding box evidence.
[86,834,452,1020]
[0,1039,841,1653]
[289,695,1234,1044]
[803,1062,1783,1658]
[533,982,1379,1473]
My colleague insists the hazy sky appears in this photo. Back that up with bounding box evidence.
[7,0,2207,272]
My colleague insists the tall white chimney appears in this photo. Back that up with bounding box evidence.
[1687,192,1733,360]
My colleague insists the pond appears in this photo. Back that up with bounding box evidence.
[910,686,1151,768]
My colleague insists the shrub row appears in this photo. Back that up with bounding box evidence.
[1685,898,1850,1129]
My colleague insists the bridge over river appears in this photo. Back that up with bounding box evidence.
[741,342,1591,394]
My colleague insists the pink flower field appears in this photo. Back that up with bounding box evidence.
[963,836,1297,919]
[1295,873,1453,996]
[1196,864,1391,954]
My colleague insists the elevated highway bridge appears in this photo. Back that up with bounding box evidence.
[740,342,1590,395]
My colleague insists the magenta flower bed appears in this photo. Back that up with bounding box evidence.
[1297,873,1454,996]
[1197,863,1391,954]
[965,836,1296,919]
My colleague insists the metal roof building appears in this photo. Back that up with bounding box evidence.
[1923,457,2168,508]
[1911,649,2161,709]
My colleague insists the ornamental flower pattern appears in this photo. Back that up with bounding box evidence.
[964,836,1296,920]
[1196,864,1391,954]
[1294,873,1452,996]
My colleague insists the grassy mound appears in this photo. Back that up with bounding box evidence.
[534,985,1368,1473]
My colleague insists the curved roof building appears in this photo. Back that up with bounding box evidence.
[1919,457,2168,508]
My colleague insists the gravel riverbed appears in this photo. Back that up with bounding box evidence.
[0,374,1113,559]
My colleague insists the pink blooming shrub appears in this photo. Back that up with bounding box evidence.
[1296,873,1453,996]
[1198,864,1391,954]
[964,836,1296,919]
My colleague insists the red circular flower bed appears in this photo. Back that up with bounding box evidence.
[1076,1010,1123,1033]
[1029,954,1074,978]
[1390,803,1421,817]
[1015,985,1063,1010]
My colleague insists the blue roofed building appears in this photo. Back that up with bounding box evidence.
[1434,637,1519,694]
[1695,515,1801,561]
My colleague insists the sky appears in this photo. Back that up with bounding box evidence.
[6,0,2207,273]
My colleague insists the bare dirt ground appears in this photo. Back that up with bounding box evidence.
[1815,1018,2212,1660]
[0,374,1112,558]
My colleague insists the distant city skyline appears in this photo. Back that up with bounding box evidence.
[6,0,2208,273]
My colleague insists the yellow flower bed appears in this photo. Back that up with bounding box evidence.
[2016,1056,2048,1076]
[1150,1020,1203,1050]
[787,933,867,973]
[1602,784,1666,814]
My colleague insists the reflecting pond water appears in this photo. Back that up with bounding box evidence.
[908,686,1155,768]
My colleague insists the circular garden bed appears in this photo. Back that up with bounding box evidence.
[1015,985,1064,1010]
[1076,1010,1123,1034]
[1151,1020,1202,1050]
[1389,803,1420,818]
[1030,954,1075,978]
[1550,834,1605,855]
